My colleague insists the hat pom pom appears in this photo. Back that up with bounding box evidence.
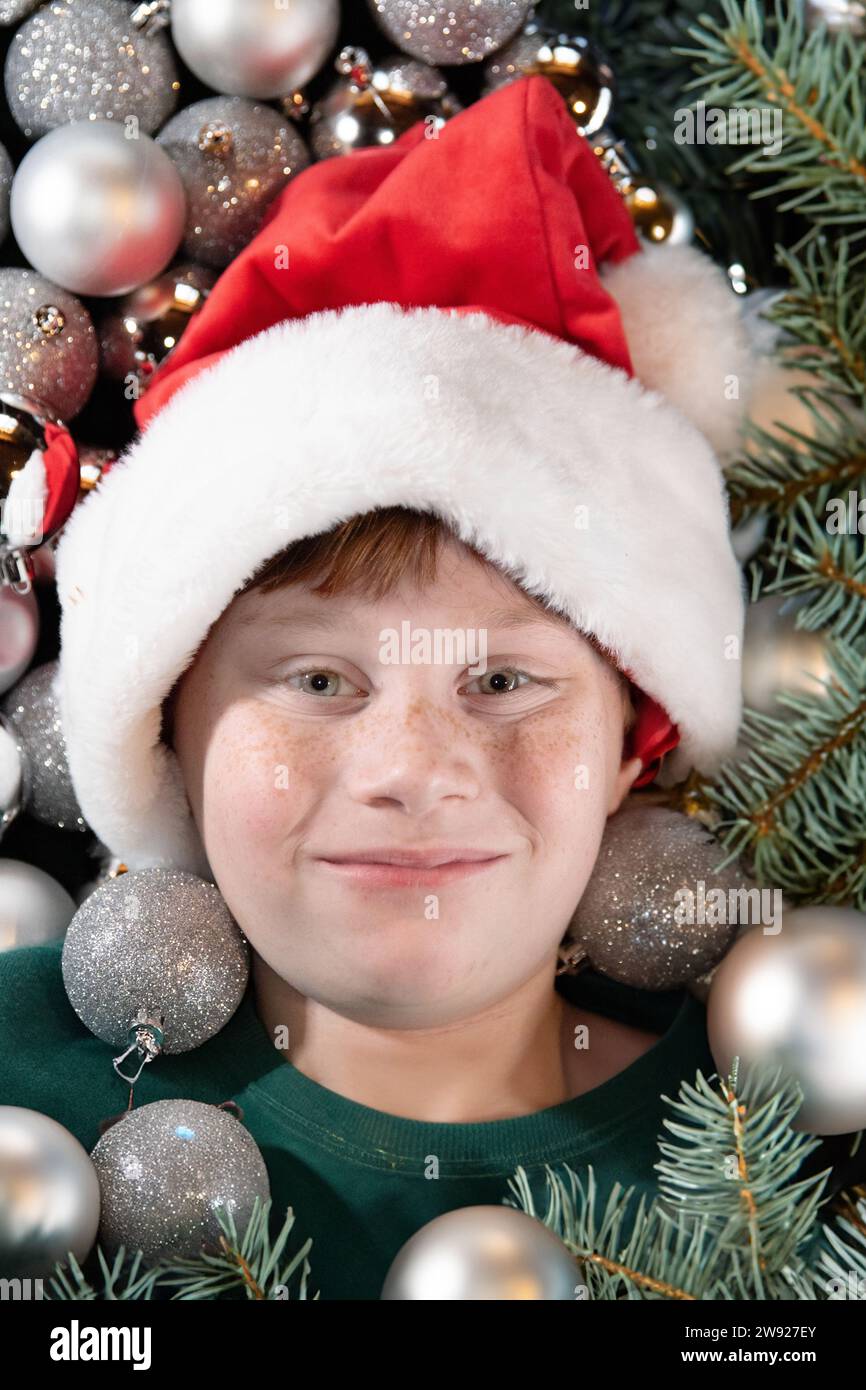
[601,243,755,461]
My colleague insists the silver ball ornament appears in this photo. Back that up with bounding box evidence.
[381,1204,579,1299]
[566,803,751,989]
[170,0,340,99]
[1,659,87,832]
[4,0,180,140]
[0,582,39,694]
[0,711,24,834]
[0,1106,100,1278]
[369,0,532,66]
[157,96,309,268]
[805,0,866,35]
[0,268,98,420]
[90,1098,270,1265]
[707,906,866,1135]
[61,867,250,1065]
[741,593,832,717]
[0,857,76,951]
[10,119,187,296]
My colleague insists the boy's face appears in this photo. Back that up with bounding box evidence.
[171,537,642,1027]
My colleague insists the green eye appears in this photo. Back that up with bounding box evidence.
[289,670,353,697]
[467,668,530,694]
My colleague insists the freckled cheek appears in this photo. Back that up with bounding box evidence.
[200,704,337,853]
[505,705,611,852]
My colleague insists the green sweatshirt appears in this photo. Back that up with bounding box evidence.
[0,939,824,1299]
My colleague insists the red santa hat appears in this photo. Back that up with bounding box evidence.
[54,75,749,877]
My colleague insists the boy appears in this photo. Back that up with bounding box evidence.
[2,77,752,1297]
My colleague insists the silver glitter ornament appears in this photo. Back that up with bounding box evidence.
[0,142,12,244]
[369,0,532,65]
[0,583,38,695]
[4,0,180,141]
[1,658,88,832]
[0,856,77,950]
[484,24,614,134]
[381,1205,578,1299]
[90,1098,270,1265]
[10,119,187,297]
[0,269,97,420]
[99,262,216,389]
[565,803,752,990]
[61,867,250,1079]
[168,0,340,99]
[0,1106,100,1278]
[707,907,866,1135]
[157,97,309,268]
[0,0,39,25]
[310,47,461,161]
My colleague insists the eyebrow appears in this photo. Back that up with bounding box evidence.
[252,603,569,634]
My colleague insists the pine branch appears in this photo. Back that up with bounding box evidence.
[505,1057,838,1299]
[676,0,866,229]
[766,239,866,401]
[46,1245,162,1301]
[817,1187,866,1298]
[728,411,866,527]
[44,1198,317,1301]
[700,637,866,906]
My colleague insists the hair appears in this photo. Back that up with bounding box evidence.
[160,506,634,745]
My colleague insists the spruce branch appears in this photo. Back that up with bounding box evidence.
[700,637,866,906]
[767,238,866,401]
[676,0,866,228]
[46,1245,162,1301]
[44,1198,316,1302]
[505,1057,841,1299]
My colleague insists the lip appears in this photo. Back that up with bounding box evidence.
[313,847,509,888]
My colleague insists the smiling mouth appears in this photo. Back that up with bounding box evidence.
[313,851,508,888]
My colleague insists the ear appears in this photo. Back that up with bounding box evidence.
[606,754,643,816]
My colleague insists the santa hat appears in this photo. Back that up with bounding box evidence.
[54,75,749,878]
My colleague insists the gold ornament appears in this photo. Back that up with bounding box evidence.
[624,179,694,246]
[0,392,74,589]
[309,47,461,160]
[99,264,216,389]
[484,24,614,134]
[590,130,694,245]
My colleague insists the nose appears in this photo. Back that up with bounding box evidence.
[346,697,482,816]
